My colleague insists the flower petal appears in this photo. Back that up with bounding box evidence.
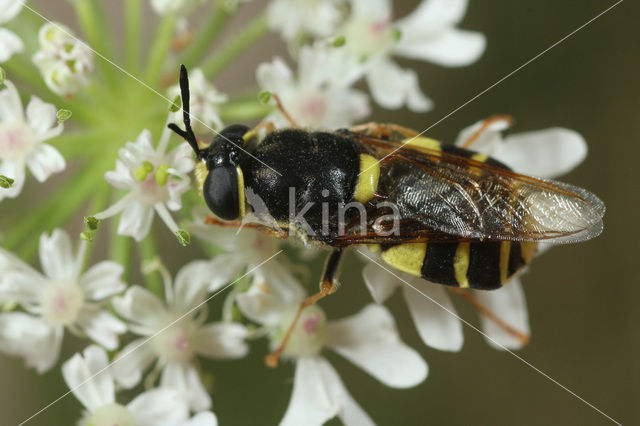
[77,307,127,350]
[39,229,76,280]
[206,253,246,292]
[279,357,338,426]
[366,58,433,111]
[402,279,464,351]
[128,388,190,426]
[195,322,248,359]
[400,0,469,26]
[0,0,24,22]
[160,363,211,412]
[117,200,154,241]
[0,312,62,373]
[256,57,294,96]
[182,411,218,426]
[25,96,57,135]
[80,261,125,301]
[0,80,24,122]
[0,28,23,63]
[280,357,374,426]
[472,277,530,350]
[112,286,166,331]
[111,338,157,389]
[395,26,486,67]
[454,118,511,154]
[172,260,217,312]
[25,143,65,182]
[325,304,428,388]
[0,158,25,200]
[0,268,46,307]
[104,160,134,189]
[498,128,587,178]
[236,262,305,326]
[362,262,399,304]
[61,345,115,411]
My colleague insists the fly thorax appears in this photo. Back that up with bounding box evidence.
[275,304,327,358]
[41,279,84,326]
[86,403,135,426]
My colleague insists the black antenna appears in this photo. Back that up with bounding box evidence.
[168,64,202,159]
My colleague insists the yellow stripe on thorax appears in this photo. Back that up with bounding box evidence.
[454,242,470,288]
[195,161,207,198]
[381,243,427,277]
[237,166,246,219]
[353,154,380,203]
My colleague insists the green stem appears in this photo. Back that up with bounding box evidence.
[110,212,133,282]
[73,0,118,86]
[180,0,233,67]
[201,13,268,78]
[220,97,273,122]
[82,187,110,271]
[144,15,177,85]
[124,0,143,72]
[139,229,162,295]
[7,161,109,259]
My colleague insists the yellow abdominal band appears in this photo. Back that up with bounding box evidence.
[354,154,380,203]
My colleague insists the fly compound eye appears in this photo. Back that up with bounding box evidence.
[203,166,245,221]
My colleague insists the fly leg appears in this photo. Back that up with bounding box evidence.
[204,216,289,239]
[265,249,344,367]
[459,115,513,149]
[350,122,421,139]
[448,287,530,346]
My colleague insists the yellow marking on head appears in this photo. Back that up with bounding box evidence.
[454,242,470,288]
[403,137,442,151]
[236,166,246,219]
[381,243,427,277]
[367,244,381,254]
[520,242,538,264]
[499,241,512,285]
[354,154,380,203]
[195,161,208,198]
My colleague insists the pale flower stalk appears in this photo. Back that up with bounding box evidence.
[0,80,65,201]
[63,345,218,426]
[94,127,194,241]
[0,229,126,373]
[111,259,249,411]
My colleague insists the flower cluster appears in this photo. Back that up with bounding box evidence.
[0,0,593,425]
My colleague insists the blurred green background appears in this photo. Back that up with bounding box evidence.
[1,0,638,425]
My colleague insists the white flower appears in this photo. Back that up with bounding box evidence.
[0,0,24,63]
[339,0,485,111]
[453,118,588,179]
[94,128,194,241]
[0,80,65,201]
[256,44,370,128]
[150,0,206,15]
[168,68,227,135]
[360,118,588,351]
[32,22,94,97]
[267,0,347,43]
[236,271,427,425]
[63,345,218,426]
[111,259,249,411]
[0,229,126,373]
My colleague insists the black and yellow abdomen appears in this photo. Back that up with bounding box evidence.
[376,240,536,290]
